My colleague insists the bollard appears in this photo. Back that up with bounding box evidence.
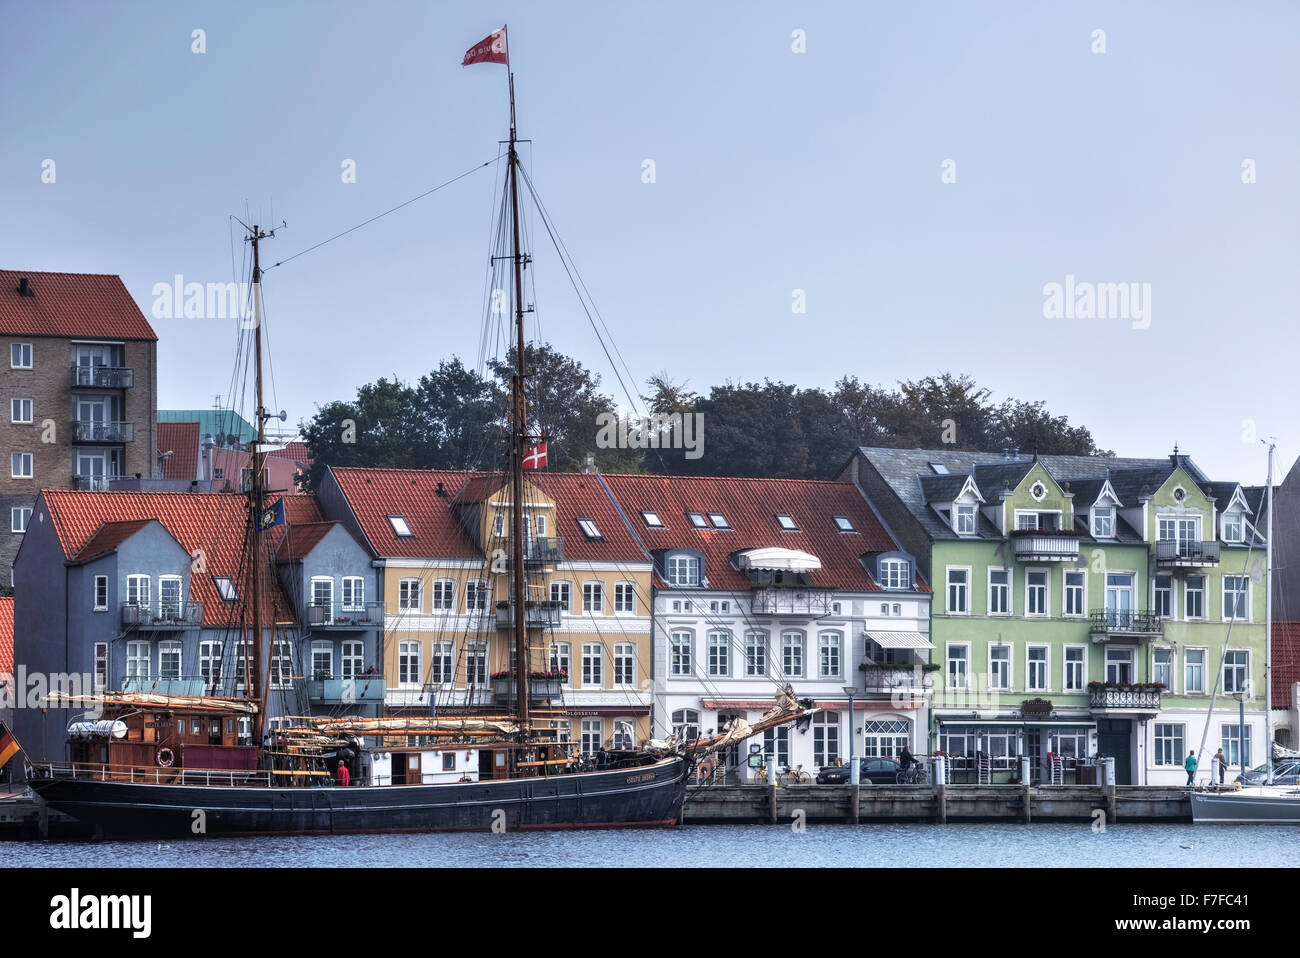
[933,756,947,825]
[769,780,777,824]
[851,782,860,825]
[1101,757,1117,822]
[1020,756,1032,823]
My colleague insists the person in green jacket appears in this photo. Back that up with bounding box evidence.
[1184,751,1198,786]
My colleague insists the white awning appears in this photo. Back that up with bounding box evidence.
[865,631,934,650]
[735,547,821,573]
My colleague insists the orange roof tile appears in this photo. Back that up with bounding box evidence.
[600,474,921,592]
[1274,621,1300,709]
[74,519,158,563]
[0,270,158,340]
[0,597,12,676]
[40,491,323,625]
[157,421,201,480]
[267,441,313,464]
[275,521,337,561]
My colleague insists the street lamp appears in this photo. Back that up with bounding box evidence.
[843,685,857,785]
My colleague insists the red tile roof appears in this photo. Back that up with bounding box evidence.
[0,270,158,340]
[600,474,920,592]
[157,421,201,480]
[276,521,337,561]
[268,441,313,464]
[74,519,157,563]
[1273,622,1300,709]
[40,491,323,625]
[0,597,12,676]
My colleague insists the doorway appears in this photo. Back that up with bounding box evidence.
[1096,719,1132,785]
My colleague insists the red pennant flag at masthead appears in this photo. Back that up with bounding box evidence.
[463,29,508,66]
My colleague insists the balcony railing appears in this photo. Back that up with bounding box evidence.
[120,601,204,630]
[860,666,932,695]
[72,420,134,442]
[72,474,118,491]
[495,600,564,630]
[306,601,384,629]
[490,536,565,564]
[1089,685,1162,710]
[307,676,386,704]
[750,588,835,616]
[70,365,134,388]
[1156,539,1220,567]
[1012,531,1082,562]
[120,676,208,696]
[1088,609,1163,638]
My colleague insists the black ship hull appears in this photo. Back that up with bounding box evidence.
[29,756,688,840]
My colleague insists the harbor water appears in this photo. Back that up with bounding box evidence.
[5,822,1295,867]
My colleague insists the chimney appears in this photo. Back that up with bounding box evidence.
[201,433,215,481]
[581,453,597,475]
[1010,446,1020,459]
[1169,443,1180,467]
[16,277,33,297]
[435,481,447,498]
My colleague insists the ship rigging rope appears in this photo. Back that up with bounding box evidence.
[262,159,496,272]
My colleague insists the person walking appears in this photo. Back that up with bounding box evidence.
[1184,750,1198,786]
[1213,748,1228,785]
[335,757,350,787]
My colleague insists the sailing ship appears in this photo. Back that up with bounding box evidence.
[23,28,811,839]
[1190,441,1300,823]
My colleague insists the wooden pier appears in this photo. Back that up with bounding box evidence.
[682,784,1191,824]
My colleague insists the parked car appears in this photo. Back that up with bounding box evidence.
[1234,761,1300,786]
[816,757,900,784]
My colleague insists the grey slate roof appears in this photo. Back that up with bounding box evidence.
[918,473,971,504]
[858,447,1199,544]
[972,461,1035,497]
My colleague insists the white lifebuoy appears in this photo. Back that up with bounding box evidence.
[156,747,175,767]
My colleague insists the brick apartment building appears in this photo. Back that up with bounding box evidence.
[0,270,158,586]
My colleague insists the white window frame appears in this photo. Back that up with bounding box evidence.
[581,718,604,755]
[576,518,602,540]
[613,642,635,686]
[431,640,454,686]
[465,578,489,613]
[1091,507,1114,539]
[311,639,334,678]
[1025,567,1050,617]
[1222,576,1250,622]
[465,640,488,685]
[158,640,182,680]
[1184,647,1207,694]
[126,640,150,680]
[199,639,222,693]
[1063,644,1087,692]
[582,643,603,687]
[550,641,572,683]
[781,631,804,678]
[775,514,797,531]
[10,343,32,368]
[127,574,151,608]
[1153,575,1175,620]
[310,576,334,622]
[953,504,976,535]
[214,576,238,602]
[946,566,971,615]
[670,631,693,677]
[880,558,910,590]
[818,631,842,678]
[613,581,636,614]
[1222,649,1250,695]
[1184,575,1206,620]
[10,398,32,424]
[1222,512,1244,543]
[387,515,413,537]
[1063,569,1086,618]
[833,516,854,532]
[1154,723,1185,766]
[667,555,700,587]
[10,506,31,533]
[430,578,454,611]
[93,574,108,611]
[269,639,293,689]
[158,575,184,618]
[10,452,33,479]
[341,576,364,611]
[492,512,505,537]
[687,513,708,529]
[398,640,421,687]
[641,511,663,528]
[1026,644,1049,692]
[987,567,1010,616]
[988,643,1012,691]
[399,578,423,612]
[550,580,572,612]
[745,631,768,677]
[707,632,730,677]
[341,639,363,679]
[93,642,109,693]
[947,643,970,690]
[1105,646,1136,684]
[582,581,604,614]
[1153,645,1175,692]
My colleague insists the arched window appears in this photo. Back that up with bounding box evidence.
[671,709,700,742]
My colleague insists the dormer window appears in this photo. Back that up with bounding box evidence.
[879,558,910,590]
[576,518,603,541]
[708,513,730,529]
[776,514,797,531]
[954,504,976,535]
[833,516,854,532]
[1092,507,1114,538]
[214,576,239,602]
[642,511,664,528]
[1222,512,1243,543]
[687,513,708,528]
[388,515,413,537]
[667,555,701,587]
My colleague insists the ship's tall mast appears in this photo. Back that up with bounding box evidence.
[245,224,273,745]
[506,44,531,734]
[1265,439,1275,784]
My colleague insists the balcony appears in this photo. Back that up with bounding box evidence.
[1011,529,1082,562]
[72,420,134,443]
[1088,609,1163,641]
[308,676,386,704]
[860,665,933,696]
[1089,684,1162,713]
[120,602,203,631]
[491,673,565,704]
[490,536,565,565]
[750,588,835,616]
[72,474,118,491]
[1156,539,1220,568]
[70,365,134,388]
[120,676,209,696]
[495,600,563,630]
[306,601,384,630]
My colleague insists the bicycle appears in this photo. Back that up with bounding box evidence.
[895,761,929,785]
[782,764,811,785]
[754,765,768,785]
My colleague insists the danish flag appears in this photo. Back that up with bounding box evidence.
[522,442,547,470]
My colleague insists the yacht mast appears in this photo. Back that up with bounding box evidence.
[245,223,274,745]
[1265,440,1275,784]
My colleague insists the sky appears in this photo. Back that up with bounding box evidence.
[1,0,1297,485]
